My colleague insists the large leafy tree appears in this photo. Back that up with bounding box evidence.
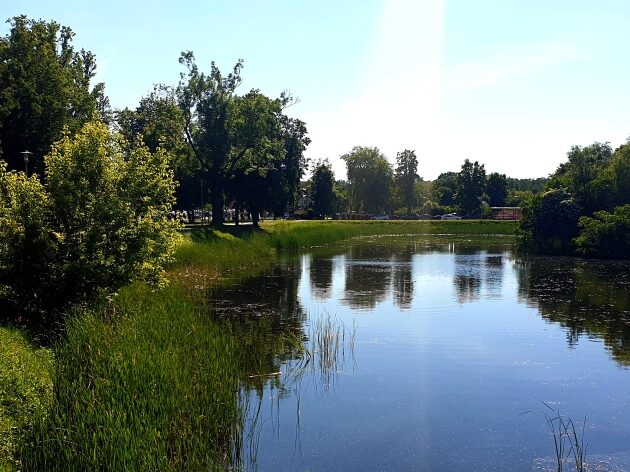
[486,172,508,207]
[341,146,393,214]
[433,171,458,206]
[177,53,307,225]
[395,149,418,212]
[548,142,613,214]
[225,90,300,226]
[177,52,243,225]
[0,16,109,174]
[311,159,335,218]
[455,159,486,217]
[116,85,198,214]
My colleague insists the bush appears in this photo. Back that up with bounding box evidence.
[575,204,630,259]
[0,121,179,318]
[519,188,582,255]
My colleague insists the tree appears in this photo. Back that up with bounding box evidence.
[0,16,109,175]
[280,115,310,215]
[225,90,296,227]
[0,121,178,316]
[486,172,508,207]
[455,159,486,217]
[341,146,393,214]
[433,172,458,206]
[177,52,243,226]
[548,142,613,214]
[177,53,307,226]
[311,160,335,218]
[395,149,418,212]
[116,85,198,215]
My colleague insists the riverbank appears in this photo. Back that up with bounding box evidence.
[1,220,516,470]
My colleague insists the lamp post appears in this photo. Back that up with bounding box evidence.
[20,150,32,175]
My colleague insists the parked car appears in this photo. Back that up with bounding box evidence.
[441,213,462,220]
[370,214,391,220]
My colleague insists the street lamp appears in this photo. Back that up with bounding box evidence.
[20,150,32,175]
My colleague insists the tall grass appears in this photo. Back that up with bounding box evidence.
[0,327,53,471]
[19,284,241,471]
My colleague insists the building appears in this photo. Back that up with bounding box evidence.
[490,207,522,220]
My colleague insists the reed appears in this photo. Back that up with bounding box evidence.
[542,402,588,472]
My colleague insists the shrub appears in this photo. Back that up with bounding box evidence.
[575,204,630,259]
[519,188,582,255]
[0,121,179,318]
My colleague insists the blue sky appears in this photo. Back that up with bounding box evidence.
[3,0,629,179]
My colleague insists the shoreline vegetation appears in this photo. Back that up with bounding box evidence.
[1,220,515,471]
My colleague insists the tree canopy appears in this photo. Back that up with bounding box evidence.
[341,146,393,214]
[311,159,335,218]
[520,139,630,257]
[0,16,109,175]
[455,159,486,217]
[177,52,309,226]
[394,149,419,212]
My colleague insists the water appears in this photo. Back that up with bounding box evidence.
[211,235,630,471]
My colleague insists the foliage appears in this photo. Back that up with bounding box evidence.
[455,159,486,217]
[506,177,548,193]
[486,172,508,207]
[311,159,335,218]
[394,149,419,211]
[341,146,393,214]
[548,142,613,214]
[519,188,582,255]
[177,53,309,226]
[116,85,197,212]
[507,190,533,207]
[0,16,109,175]
[574,204,630,259]
[520,140,630,257]
[433,171,458,206]
[0,121,179,316]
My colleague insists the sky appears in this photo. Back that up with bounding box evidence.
[3,0,629,180]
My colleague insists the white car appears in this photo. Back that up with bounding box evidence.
[440,213,461,220]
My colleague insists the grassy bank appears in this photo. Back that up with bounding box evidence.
[4,220,516,470]
[260,219,516,252]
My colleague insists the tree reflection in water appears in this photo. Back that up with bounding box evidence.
[516,257,630,366]
[208,237,630,470]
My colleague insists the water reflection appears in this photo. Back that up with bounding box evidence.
[392,247,414,309]
[207,236,630,471]
[342,243,394,310]
[309,256,334,300]
[516,257,630,366]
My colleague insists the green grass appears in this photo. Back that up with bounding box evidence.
[6,219,517,470]
[259,220,516,251]
[18,284,241,471]
[0,327,53,471]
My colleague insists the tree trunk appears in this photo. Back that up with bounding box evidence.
[210,185,224,226]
